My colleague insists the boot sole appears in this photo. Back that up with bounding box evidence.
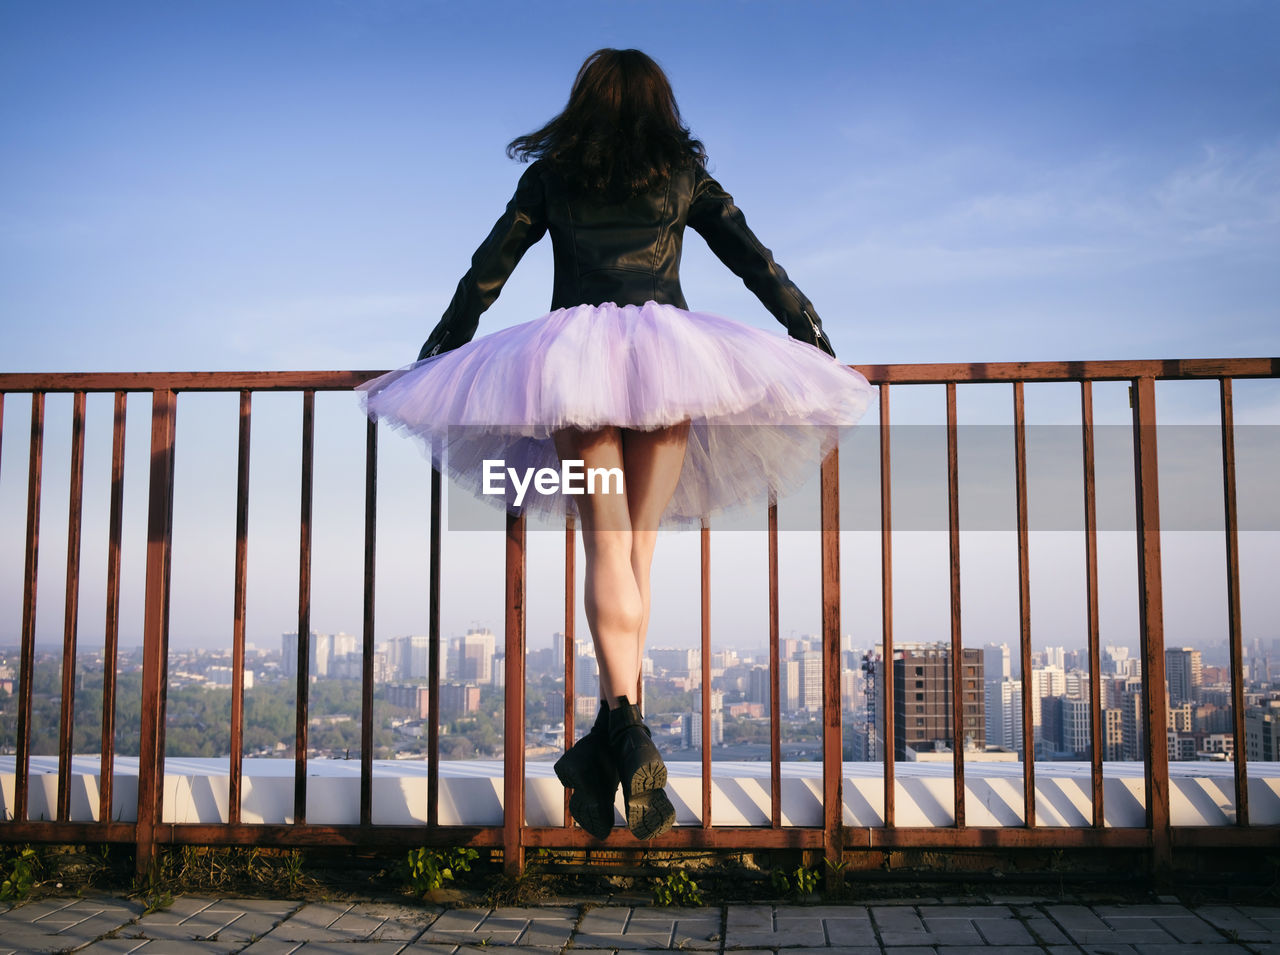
[568,789,615,841]
[555,749,617,841]
[621,756,667,798]
[626,787,676,840]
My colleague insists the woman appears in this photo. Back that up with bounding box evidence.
[360,49,872,841]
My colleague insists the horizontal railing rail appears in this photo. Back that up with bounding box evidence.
[1,357,1277,880]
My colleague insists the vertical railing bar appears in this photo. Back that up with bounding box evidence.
[879,384,895,826]
[293,389,315,825]
[768,497,781,828]
[945,382,965,827]
[1131,376,1170,877]
[1081,381,1104,828]
[15,392,45,824]
[1013,381,1035,828]
[360,418,377,826]
[503,511,527,875]
[135,389,177,879]
[427,460,442,828]
[700,521,712,829]
[819,449,843,877]
[56,391,87,822]
[99,391,127,826]
[228,390,251,825]
[563,513,576,829]
[1220,378,1248,826]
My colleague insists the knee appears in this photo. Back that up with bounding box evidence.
[583,529,634,563]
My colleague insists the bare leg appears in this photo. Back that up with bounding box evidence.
[553,426,642,707]
[620,422,691,688]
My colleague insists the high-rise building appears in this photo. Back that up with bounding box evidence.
[1061,697,1092,757]
[687,690,724,747]
[985,678,1024,753]
[1121,684,1145,761]
[1031,665,1066,742]
[747,665,771,713]
[449,628,495,684]
[649,647,695,677]
[1166,647,1203,705]
[1102,707,1124,760]
[797,650,823,713]
[780,659,801,713]
[983,643,1011,683]
[890,643,985,758]
[1245,701,1280,761]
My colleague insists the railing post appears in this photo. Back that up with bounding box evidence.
[820,447,843,888]
[360,418,377,825]
[503,510,526,876]
[15,393,44,825]
[879,385,895,825]
[1131,377,1170,880]
[136,389,177,882]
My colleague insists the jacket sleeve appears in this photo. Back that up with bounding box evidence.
[686,166,836,357]
[417,162,549,361]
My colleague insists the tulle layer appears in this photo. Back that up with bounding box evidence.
[358,301,874,527]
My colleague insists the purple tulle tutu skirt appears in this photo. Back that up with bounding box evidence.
[358,301,873,527]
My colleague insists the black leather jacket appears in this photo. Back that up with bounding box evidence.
[417,159,836,361]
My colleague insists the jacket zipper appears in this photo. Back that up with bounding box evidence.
[802,309,821,341]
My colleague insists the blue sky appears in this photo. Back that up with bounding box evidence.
[1,1,1277,655]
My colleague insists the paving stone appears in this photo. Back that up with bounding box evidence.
[1095,903,1195,918]
[398,946,459,955]
[140,911,245,940]
[1111,914,1225,943]
[516,921,575,947]
[917,905,1012,919]
[237,941,306,955]
[206,899,303,915]
[669,917,721,947]
[55,912,142,940]
[821,916,874,945]
[326,909,413,939]
[1045,904,1110,931]
[871,906,926,928]
[1075,945,1139,955]
[1197,905,1273,941]
[288,943,410,954]
[110,941,244,954]
[209,912,294,941]
[76,941,149,953]
[0,929,93,953]
[931,948,1043,955]
[1023,915,1070,945]
[136,897,219,923]
[579,908,632,933]
[573,933,672,950]
[972,916,1035,945]
[263,903,366,942]
[725,904,774,930]
[9,898,86,922]
[1129,945,1251,954]
[822,948,879,955]
[488,906,577,920]
[919,916,984,945]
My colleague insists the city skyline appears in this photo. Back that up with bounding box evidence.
[2,2,1277,655]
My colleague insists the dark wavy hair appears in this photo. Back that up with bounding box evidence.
[507,48,706,199]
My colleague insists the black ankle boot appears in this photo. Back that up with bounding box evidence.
[607,696,675,840]
[553,702,617,840]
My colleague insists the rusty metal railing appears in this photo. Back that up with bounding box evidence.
[1,358,1276,879]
